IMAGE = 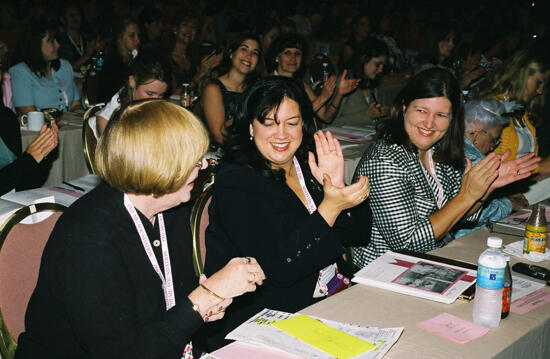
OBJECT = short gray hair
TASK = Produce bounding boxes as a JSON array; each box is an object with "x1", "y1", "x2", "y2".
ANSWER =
[{"x1": 463, "y1": 98, "x2": 521, "y2": 132}]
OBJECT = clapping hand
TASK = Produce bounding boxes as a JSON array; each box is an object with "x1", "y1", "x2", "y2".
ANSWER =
[
  {"x1": 320, "y1": 74, "x2": 337, "y2": 100},
  {"x1": 336, "y1": 69, "x2": 360, "y2": 96},
  {"x1": 308, "y1": 131, "x2": 345, "y2": 188},
  {"x1": 26, "y1": 122, "x2": 59, "y2": 163},
  {"x1": 491, "y1": 151, "x2": 540, "y2": 189},
  {"x1": 460, "y1": 153, "x2": 499, "y2": 202}
]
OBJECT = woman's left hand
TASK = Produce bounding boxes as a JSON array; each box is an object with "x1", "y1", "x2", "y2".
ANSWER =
[
  {"x1": 491, "y1": 151, "x2": 541, "y2": 189},
  {"x1": 308, "y1": 130, "x2": 345, "y2": 188},
  {"x1": 336, "y1": 69, "x2": 360, "y2": 96}
]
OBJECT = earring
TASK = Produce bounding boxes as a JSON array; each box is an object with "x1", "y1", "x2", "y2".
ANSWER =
[{"x1": 250, "y1": 135, "x2": 253, "y2": 141}]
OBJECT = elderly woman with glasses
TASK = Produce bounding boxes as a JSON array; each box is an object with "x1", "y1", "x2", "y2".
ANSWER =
[
  {"x1": 456, "y1": 98, "x2": 540, "y2": 237},
  {"x1": 16, "y1": 100, "x2": 265, "y2": 358}
]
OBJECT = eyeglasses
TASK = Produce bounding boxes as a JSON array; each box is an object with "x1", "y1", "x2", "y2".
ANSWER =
[{"x1": 481, "y1": 129, "x2": 501, "y2": 149}]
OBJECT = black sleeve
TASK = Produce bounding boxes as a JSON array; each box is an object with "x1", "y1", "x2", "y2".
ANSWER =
[
  {"x1": 0, "y1": 153, "x2": 40, "y2": 195},
  {"x1": 54, "y1": 232, "x2": 204, "y2": 359},
  {"x1": 205, "y1": 166, "x2": 344, "y2": 288},
  {"x1": 333, "y1": 199, "x2": 372, "y2": 248}
]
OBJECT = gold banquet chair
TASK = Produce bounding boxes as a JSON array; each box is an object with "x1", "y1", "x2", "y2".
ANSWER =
[
  {"x1": 0, "y1": 203, "x2": 66, "y2": 359},
  {"x1": 82, "y1": 104, "x2": 104, "y2": 174},
  {"x1": 190, "y1": 186, "x2": 213, "y2": 277}
]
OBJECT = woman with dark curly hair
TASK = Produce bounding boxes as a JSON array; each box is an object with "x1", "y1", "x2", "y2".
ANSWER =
[
  {"x1": 201, "y1": 76, "x2": 372, "y2": 350},
  {"x1": 9, "y1": 20, "x2": 82, "y2": 114}
]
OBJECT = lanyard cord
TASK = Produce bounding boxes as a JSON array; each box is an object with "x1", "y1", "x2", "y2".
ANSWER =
[{"x1": 292, "y1": 156, "x2": 317, "y2": 214}]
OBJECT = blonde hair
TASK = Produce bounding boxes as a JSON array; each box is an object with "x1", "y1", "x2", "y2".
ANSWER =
[
  {"x1": 96, "y1": 100, "x2": 209, "y2": 196},
  {"x1": 476, "y1": 49, "x2": 548, "y2": 104}
]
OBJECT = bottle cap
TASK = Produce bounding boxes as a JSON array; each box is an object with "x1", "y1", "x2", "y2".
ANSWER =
[
  {"x1": 487, "y1": 236, "x2": 503, "y2": 248},
  {"x1": 504, "y1": 254, "x2": 510, "y2": 261}
]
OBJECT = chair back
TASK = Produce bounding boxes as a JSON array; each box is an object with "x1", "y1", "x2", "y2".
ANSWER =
[
  {"x1": 190, "y1": 187, "x2": 213, "y2": 276},
  {"x1": 81, "y1": 75, "x2": 99, "y2": 109},
  {"x1": 0, "y1": 203, "x2": 66, "y2": 359},
  {"x1": 82, "y1": 104, "x2": 104, "y2": 174}
]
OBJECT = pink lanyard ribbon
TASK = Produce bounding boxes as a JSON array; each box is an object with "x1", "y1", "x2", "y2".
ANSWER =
[
  {"x1": 123, "y1": 194, "x2": 175, "y2": 310},
  {"x1": 292, "y1": 157, "x2": 317, "y2": 214},
  {"x1": 423, "y1": 149, "x2": 444, "y2": 209}
]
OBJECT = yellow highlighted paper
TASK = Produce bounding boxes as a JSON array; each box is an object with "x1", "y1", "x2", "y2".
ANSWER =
[{"x1": 271, "y1": 315, "x2": 375, "y2": 359}]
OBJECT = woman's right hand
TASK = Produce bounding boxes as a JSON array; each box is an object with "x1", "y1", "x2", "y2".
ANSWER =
[
  {"x1": 25, "y1": 122, "x2": 59, "y2": 163},
  {"x1": 459, "y1": 153, "x2": 499, "y2": 203},
  {"x1": 203, "y1": 257, "x2": 265, "y2": 299}
]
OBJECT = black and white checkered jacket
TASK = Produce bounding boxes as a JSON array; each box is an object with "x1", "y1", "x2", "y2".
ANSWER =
[{"x1": 352, "y1": 141, "x2": 480, "y2": 268}]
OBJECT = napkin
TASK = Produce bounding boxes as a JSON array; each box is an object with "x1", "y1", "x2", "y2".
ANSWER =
[{"x1": 503, "y1": 240, "x2": 550, "y2": 262}]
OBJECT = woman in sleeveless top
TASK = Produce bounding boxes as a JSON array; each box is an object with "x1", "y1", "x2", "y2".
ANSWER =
[{"x1": 201, "y1": 34, "x2": 262, "y2": 145}]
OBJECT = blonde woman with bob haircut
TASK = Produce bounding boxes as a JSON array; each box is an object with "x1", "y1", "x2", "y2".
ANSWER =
[{"x1": 16, "y1": 99, "x2": 266, "y2": 359}]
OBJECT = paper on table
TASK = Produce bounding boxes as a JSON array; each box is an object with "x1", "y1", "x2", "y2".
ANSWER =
[
  {"x1": 272, "y1": 315, "x2": 375, "y2": 359},
  {"x1": 510, "y1": 288, "x2": 550, "y2": 315},
  {"x1": 503, "y1": 240, "x2": 550, "y2": 262},
  {"x1": 204, "y1": 341, "x2": 301, "y2": 359},
  {"x1": 511, "y1": 276, "x2": 546, "y2": 302},
  {"x1": 416, "y1": 313, "x2": 489, "y2": 344}
]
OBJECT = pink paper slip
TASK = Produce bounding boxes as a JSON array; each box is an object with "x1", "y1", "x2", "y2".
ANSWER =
[
  {"x1": 511, "y1": 288, "x2": 550, "y2": 315},
  {"x1": 208, "y1": 342, "x2": 302, "y2": 359},
  {"x1": 417, "y1": 313, "x2": 489, "y2": 344}
]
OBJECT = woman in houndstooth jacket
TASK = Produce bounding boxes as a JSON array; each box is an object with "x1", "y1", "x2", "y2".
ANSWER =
[{"x1": 352, "y1": 68, "x2": 536, "y2": 267}]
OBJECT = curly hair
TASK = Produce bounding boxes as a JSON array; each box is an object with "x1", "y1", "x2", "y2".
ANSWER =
[{"x1": 223, "y1": 76, "x2": 315, "y2": 181}]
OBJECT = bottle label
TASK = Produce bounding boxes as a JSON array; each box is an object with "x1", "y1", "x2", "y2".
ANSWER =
[
  {"x1": 502, "y1": 286, "x2": 511, "y2": 313},
  {"x1": 524, "y1": 230, "x2": 547, "y2": 254},
  {"x1": 477, "y1": 264, "x2": 504, "y2": 289}
]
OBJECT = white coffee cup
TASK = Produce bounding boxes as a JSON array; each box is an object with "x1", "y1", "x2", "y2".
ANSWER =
[{"x1": 21, "y1": 111, "x2": 45, "y2": 131}]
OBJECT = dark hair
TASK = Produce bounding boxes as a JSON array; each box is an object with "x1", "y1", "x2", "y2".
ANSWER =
[
  {"x1": 13, "y1": 20, "x2": 60, "y2": 77},
  {"x1": 266, "y1": 32, "x2": 308, "y2": 77},
  {"x1": 223, "y1": 76, "x2": 315, "y2": 181},
  {"x1": 256, "y1": 18, "x2": 280, "y2": 38},
  {"x1": 353, "y1": 37, "x2": 389, "y2": 89},
  {"x1": 418, "y1": 24, "x2": 456, "y2": 67},
  {"x1": 377, "y1": 67, "x2": 465, "y2": 170},
  {"x1": 118, "y1": 49, "x2": 172, "y2": 108},
  {"x1": 217, "y1": 33, "x2": 263, "y2": 86}
]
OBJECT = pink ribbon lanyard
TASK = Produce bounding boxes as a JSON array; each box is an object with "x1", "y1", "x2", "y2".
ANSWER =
[
  {"x1": 423, "y1": 149, "x2": 444, "y2": 209},
  {"x1": 123, "y1": 194, "x2": 175, "y2": 310},
  {"x1": 292, "y1": 156, "x2": 317, "y2": 214}
]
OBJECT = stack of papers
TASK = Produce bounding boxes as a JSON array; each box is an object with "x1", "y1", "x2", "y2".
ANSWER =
[{"x1": 204, "y1": 308, "x2": 403, "y2": 359}]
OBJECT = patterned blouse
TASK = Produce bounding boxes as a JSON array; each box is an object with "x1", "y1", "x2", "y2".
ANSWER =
[{"x1": 352, "y1": 141, "x2": 480, "y2": 268}]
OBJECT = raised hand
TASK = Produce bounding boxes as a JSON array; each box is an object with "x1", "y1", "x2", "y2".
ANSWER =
[
  {"x1": 308, "y1": 130, "x2": 345, "y2": 188},
  {"x1": 320, "y1": 74, "x2": 337, "y2": 100},
  {"x1": 336, "y1": 69, "x2": 360, "y2": 96},
  {"x1": 491, "y1": 151, "x2": 540, "y2": 189},
  {"x1": 460, "y1": 154, "x2": 499, "y2": 202}
]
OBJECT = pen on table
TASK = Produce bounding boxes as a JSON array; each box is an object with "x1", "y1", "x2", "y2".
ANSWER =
[{"x1": 63, "y1": 181, "x2": 85, "y2": 192}]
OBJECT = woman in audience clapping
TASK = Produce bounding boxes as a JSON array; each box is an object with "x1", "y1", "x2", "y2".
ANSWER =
[
  {"x1": 201, "y1": 76, "x2": 372, "y2": 350},
  {"x1": 353, "y1": 68, "x2": 534, "y2": 266},
  {"x1": 90, "y1": 49, "x2": 171, "y2": 138},
  {"x1": 9, "y1": 20, "x2": 82, "y2": 114},
  {"x1": 456, "y1": 98, "x2": 540, "y2": 237},
  {"x1": 17, "y1": 100, "x2": 266, "y2": 358},
  {"x1": 331, "y1": 36, "x2": 389, "y2": 127},
  {"x1": 267, "y1": 33, "x2": 360, "y2": 126}
]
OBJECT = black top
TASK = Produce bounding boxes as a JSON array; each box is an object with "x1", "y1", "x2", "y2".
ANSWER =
[
  {"x1": 16, "y1": 182, "x2": 204, "y2": 359},
  {"x1": 0, "y1": 106, "x2": 48, "y2": 194},
  {"x1": 96, "y1": 54, "x2": 129, "y2": 103},
  {"x1": 210, "y1": 78, "x2": 242, "y2": 124},
  {"x1": 199, "y1": 162, "x2": 372, "y2": 351}
]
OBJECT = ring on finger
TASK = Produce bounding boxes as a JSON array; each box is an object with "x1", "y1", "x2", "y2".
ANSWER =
[
  {"x1": 517, "y1": 169, "x2": 520, "y2": 175},
  {"x1": 246, "y1": 257, "x2": 251, "y2": 264}
]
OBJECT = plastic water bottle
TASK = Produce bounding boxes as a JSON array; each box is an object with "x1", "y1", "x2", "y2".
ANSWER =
[{"x1": 473, "y1": 236, "x2": 506, "y2": 328}]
